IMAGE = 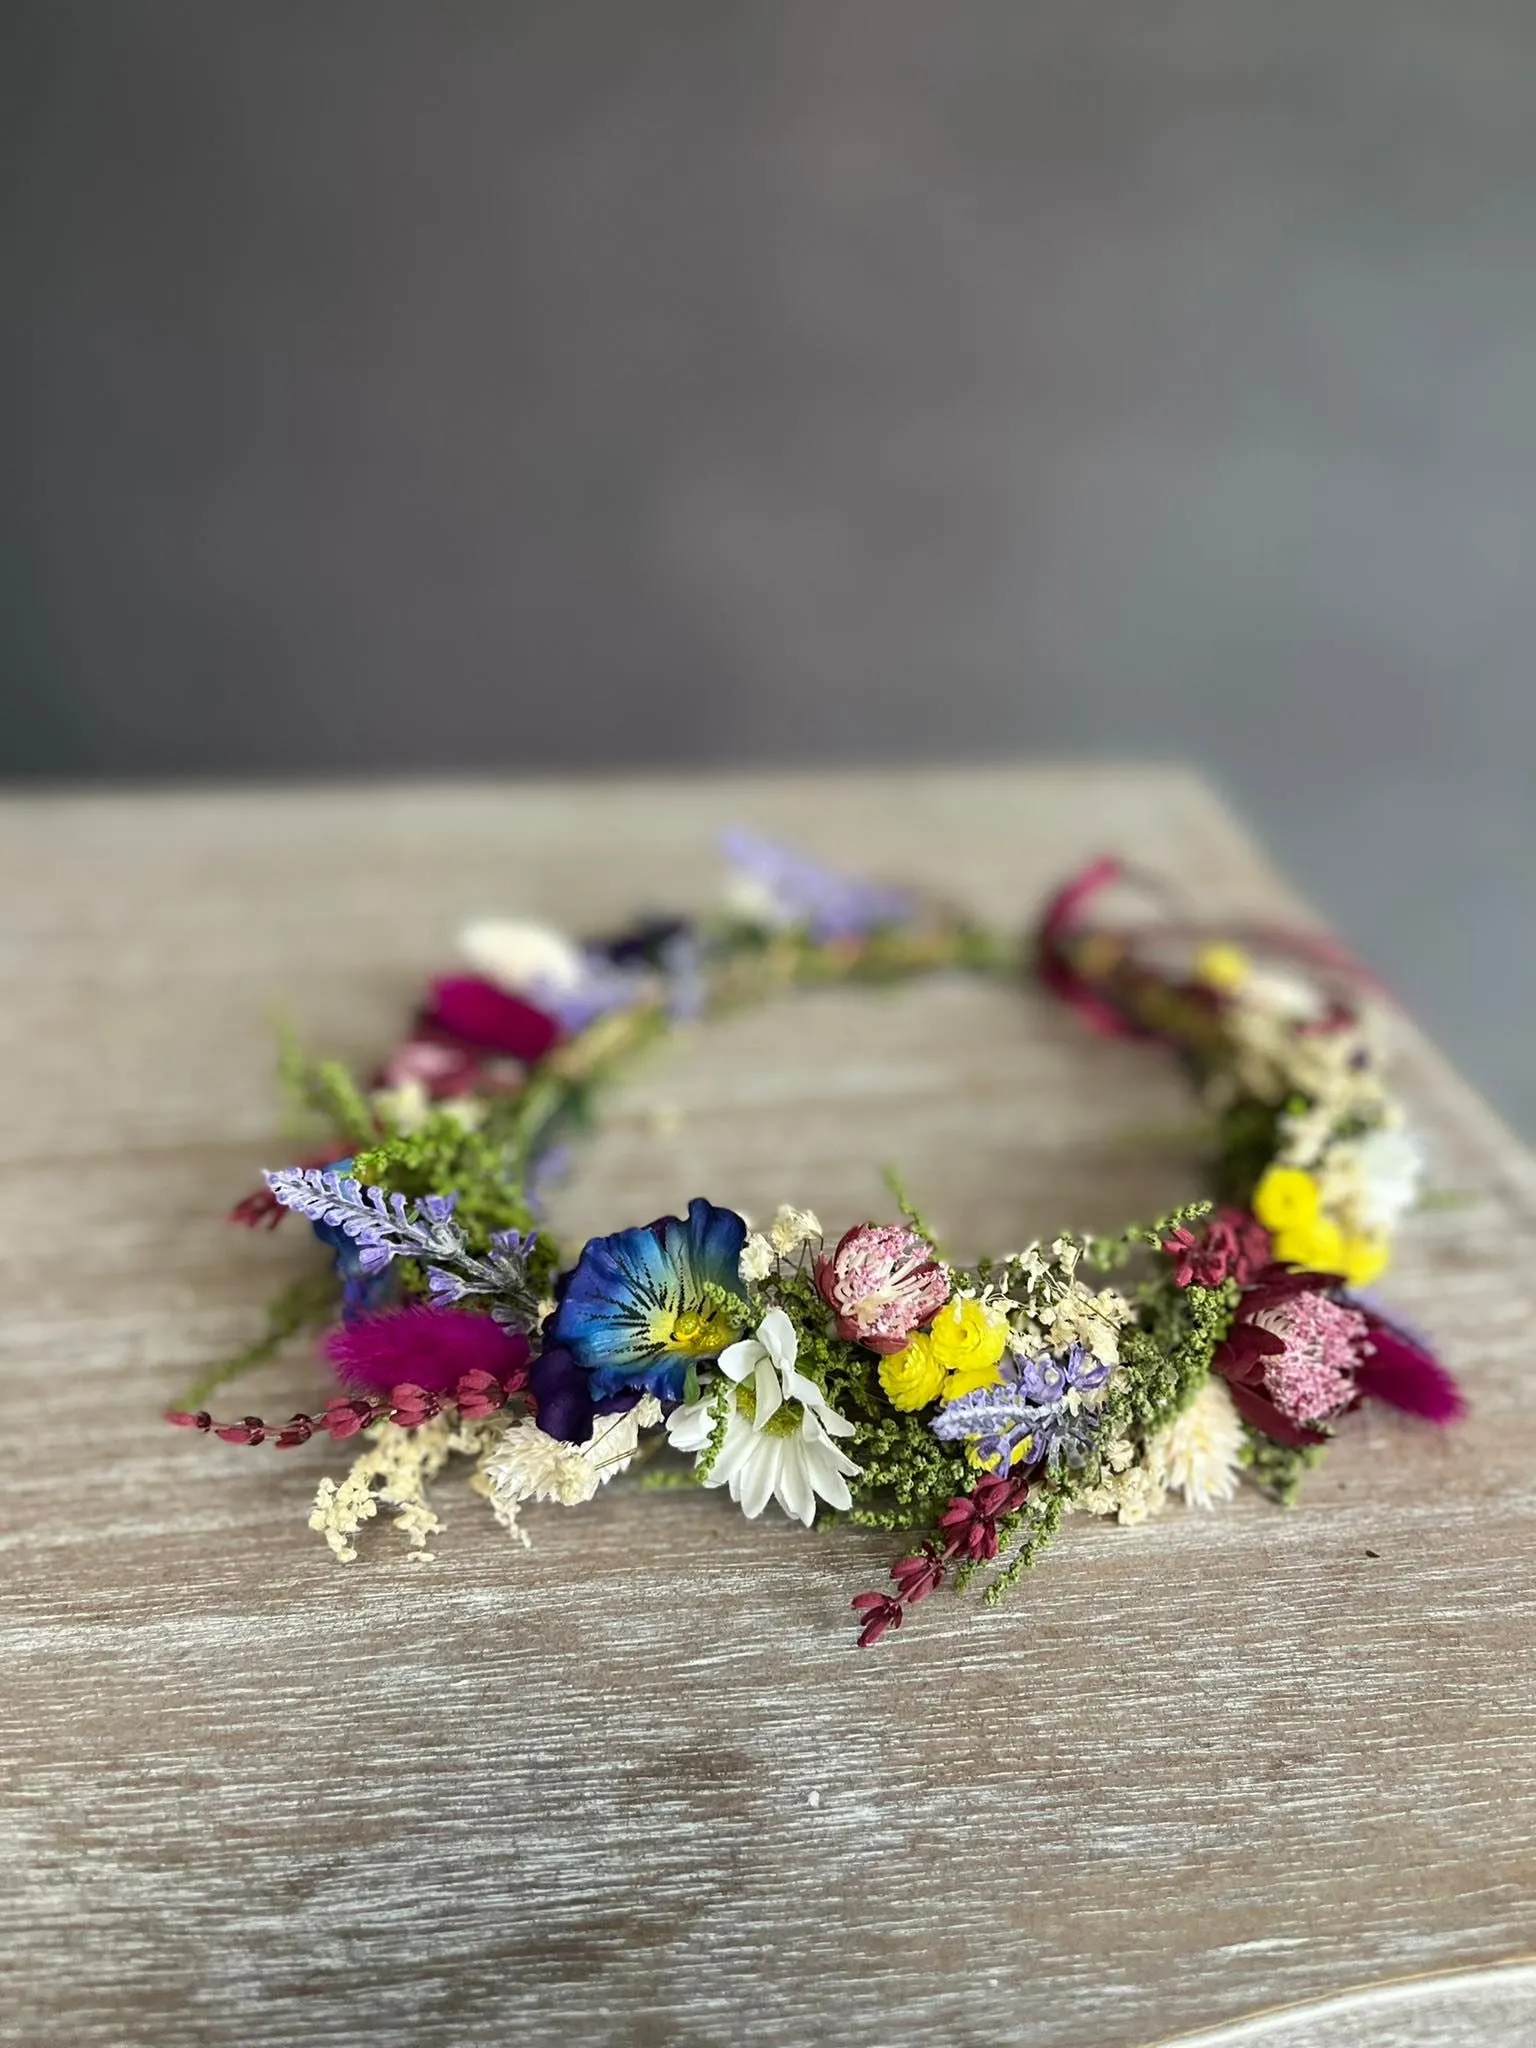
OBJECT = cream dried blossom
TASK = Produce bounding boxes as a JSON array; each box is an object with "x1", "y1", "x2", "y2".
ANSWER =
[
  {"x1": 1274, "y1": 1098, "x2": 1339, "y2": 1171},
  {"x1": 1145, "y1": 1378, "x2": 1245, "y2": 1510},
  {"x1": 310, "y1": 1414, "x2": 503, "y2": 1562},
  {"x1": 739, "y1": 1233, "x2": 776, "y2": 1284},
  {"x1": 1221, "y1": 996, "x2": 1390, "y2": 1123},
  {"x1": 769, "y1": 1204, "x2": 822, "y2": 1256},
  {"x1": 479, "y1": 1397, "x2": 662, "y2": 1546},
  {"x1": 1045, "y1": 1281, "x2": 1132, "y2": 1370},
  {"x1": 1077, "y1": 1440, "x2": 1168, "y2": 1526}
]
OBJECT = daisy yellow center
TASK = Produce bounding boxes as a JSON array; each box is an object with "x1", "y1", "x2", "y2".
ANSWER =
[{"x1": 735, "y1": 1380, "x2": 804, "y2": 1437}]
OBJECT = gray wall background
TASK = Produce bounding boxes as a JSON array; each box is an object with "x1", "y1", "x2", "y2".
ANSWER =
[{"x1": 4, "y1": 2, "x2": 1535, "y2": 1127}]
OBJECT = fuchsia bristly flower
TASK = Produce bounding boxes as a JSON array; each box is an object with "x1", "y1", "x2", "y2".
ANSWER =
[
  {"x1": 422, "y1": 976, "x2": 564, "y2": 1063},
  {"x1": 814, "y1": 1223, "x2": 951, "y2": 1354},
  {"x1": 325, "y1": 1304, "x2": 532, "y2": 1396}
]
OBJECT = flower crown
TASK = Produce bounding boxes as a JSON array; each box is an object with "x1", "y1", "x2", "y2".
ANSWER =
[{"x1": 172, "y1": 836, "x2": 1465, "y2": 1646}]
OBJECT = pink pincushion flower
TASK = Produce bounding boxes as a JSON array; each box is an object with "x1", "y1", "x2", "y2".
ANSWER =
[
  {"x1": 325, "y1": 1305, "x2": 532, "y2": 1396},
  {"x1": 1250, "y1": 1291, "x2": 1367, "y2": 1426},
  {"x1": 815, "y1": 1223, "x2": 950, "y2": 1354},
  {"x1": 1214, "y1": 1264, "x2": 1365, "y2": 1445},
  {"x1": 1216, "y1": 1263, "x2": 1466, "y2": 1447}
]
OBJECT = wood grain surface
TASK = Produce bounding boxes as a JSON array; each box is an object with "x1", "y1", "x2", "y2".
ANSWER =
[{"x1": 2, "y1": 767, "x2": 1532, "y2": 2048}]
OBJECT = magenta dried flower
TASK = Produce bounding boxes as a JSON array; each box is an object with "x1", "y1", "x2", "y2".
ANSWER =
[
  {"x1": 324, "y1": 1304, "x2": 532, "y2": 1396},
  {"x1": 814, "y1": 1223, "x2": 950, "y2": 1354}
]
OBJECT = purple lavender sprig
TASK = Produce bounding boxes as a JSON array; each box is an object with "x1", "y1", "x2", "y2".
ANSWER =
[
  {"x1": 264, "y1": 1169, "x2": 465, "y2": 1273},
  {"x1": 425, "y1": 1226, "x2": 542, "y2": 1329},
  {"x1": 264, "y1": 1169, "x2": 541, "y2": 1329},
  {"x1": 930, "y1": 1345, "x2": 1109, "y2": 1475},
  {"x1": 720, "y1": 828, "x2": 913, "y2": 942}
]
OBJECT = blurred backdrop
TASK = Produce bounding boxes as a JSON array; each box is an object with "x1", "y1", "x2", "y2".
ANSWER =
[{"x1": 4, "y1": 2, "x2": 1534, "y2": 1126}]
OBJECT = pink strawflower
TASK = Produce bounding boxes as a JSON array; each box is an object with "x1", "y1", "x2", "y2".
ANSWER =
[
  {"x1": 325, "y1": 1305, "x2": 532, "y2": 1396},
  {"x1": 815, "y1": 1223, "x2": 950, "y2": 1354}
]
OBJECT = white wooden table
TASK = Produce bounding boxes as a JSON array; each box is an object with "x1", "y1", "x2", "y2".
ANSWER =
[{"x1": 3, "y1": 768, "x2": 1533, "y2": 2047}]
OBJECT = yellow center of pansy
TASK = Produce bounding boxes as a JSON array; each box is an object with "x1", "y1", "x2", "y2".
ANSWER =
[{"x1": 655, "y1": 1306, "x2": 740, "y2": 1356}]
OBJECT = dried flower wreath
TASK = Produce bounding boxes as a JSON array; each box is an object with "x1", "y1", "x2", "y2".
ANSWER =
[{"x1": 172, "y1": 836, "x2": 1464, "y2": 1646}]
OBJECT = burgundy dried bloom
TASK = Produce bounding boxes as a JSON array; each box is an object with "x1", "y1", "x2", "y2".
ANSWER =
[
  {"x1": 936, "y1": 1472, "x2": 1030, "y2": 1561},
  {"x1": 1164, "y1": 1208, "x2": 1272, "y2": 1290},
  {"x1": 851, "y1": 1591, "x2": 905, "y2": 1649},
  {"x1": 1354, "y1": 1307, "x2": 1465, "y2": 1426},
  {"x1": 890, "y1": 1551, "x2": 946, "y2": 1604},
  {"x1": 815, "y1": 1223, "x2": 950, "y2": 1355}
]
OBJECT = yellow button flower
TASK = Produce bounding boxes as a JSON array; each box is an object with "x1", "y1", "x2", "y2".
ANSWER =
[
  {"x1": 1338, "y1": 1234, "x2": 1390, "y2": 1287},
  {"x1": 1273, "y1": 1216, "x2": 1345, "y2": 1275},
  {"x1": 929, "y1": 1296, "x2": 1010, "y2": 1398},
  {"x1": 878, "y1": 1332, "x2": 946, "y2": 1411},
  {"x1": 1253, "y1": 1166, "x2": 1322, "y2": 1234}
]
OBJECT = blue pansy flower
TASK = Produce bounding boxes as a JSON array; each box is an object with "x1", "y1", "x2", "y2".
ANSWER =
[{"x1": 546, "y1": 1197, "x2": 748, "y2": 1406}]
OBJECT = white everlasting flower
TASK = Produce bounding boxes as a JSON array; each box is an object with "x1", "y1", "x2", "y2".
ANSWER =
[
  {"x1": 481, "y1": 1397, "x2": 661, "y2": 1543},
  {"x1": 459, "y1": 918, "x2": 587, "y2": 996},
  {"x1": 738, "y1": 1233, "x2": 776, "y2": 1284},
  {"x1": 666, "y1": 1307, "x2": 861, "y2": 1526},
  {"x1": 1145, "y1": 1378, "x2": 1245, "y2": 1511},
  {"x1": 1320, "y1": 1124, "x2": 1425, "y2": 1238},
  {"x1": 769, "y1": 1204, "x2": 822, "y2": 1256}
]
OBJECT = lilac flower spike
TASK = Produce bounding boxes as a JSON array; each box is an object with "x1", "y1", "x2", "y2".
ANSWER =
[
  {"x1": 264, "y1": 1168, "x2": 464, "y2": 1274},
  {"x1": 264, "y1": 1167, "x2": 542, "y2": 1329},
  {"x1": 930, "y1": 1344, "x2": 1108, "y2": 1475},
  {"x1": 720, "y1": 828, "x2": 913, "y2": 942}
]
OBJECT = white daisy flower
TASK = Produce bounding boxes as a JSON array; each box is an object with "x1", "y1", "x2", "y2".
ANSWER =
[
  {"x1": 665, "y1": 1307, "x2": 861, "y2": 1526},
  {"x1": 459, "y1": 918, "x2": 587, "y2": 996}
]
